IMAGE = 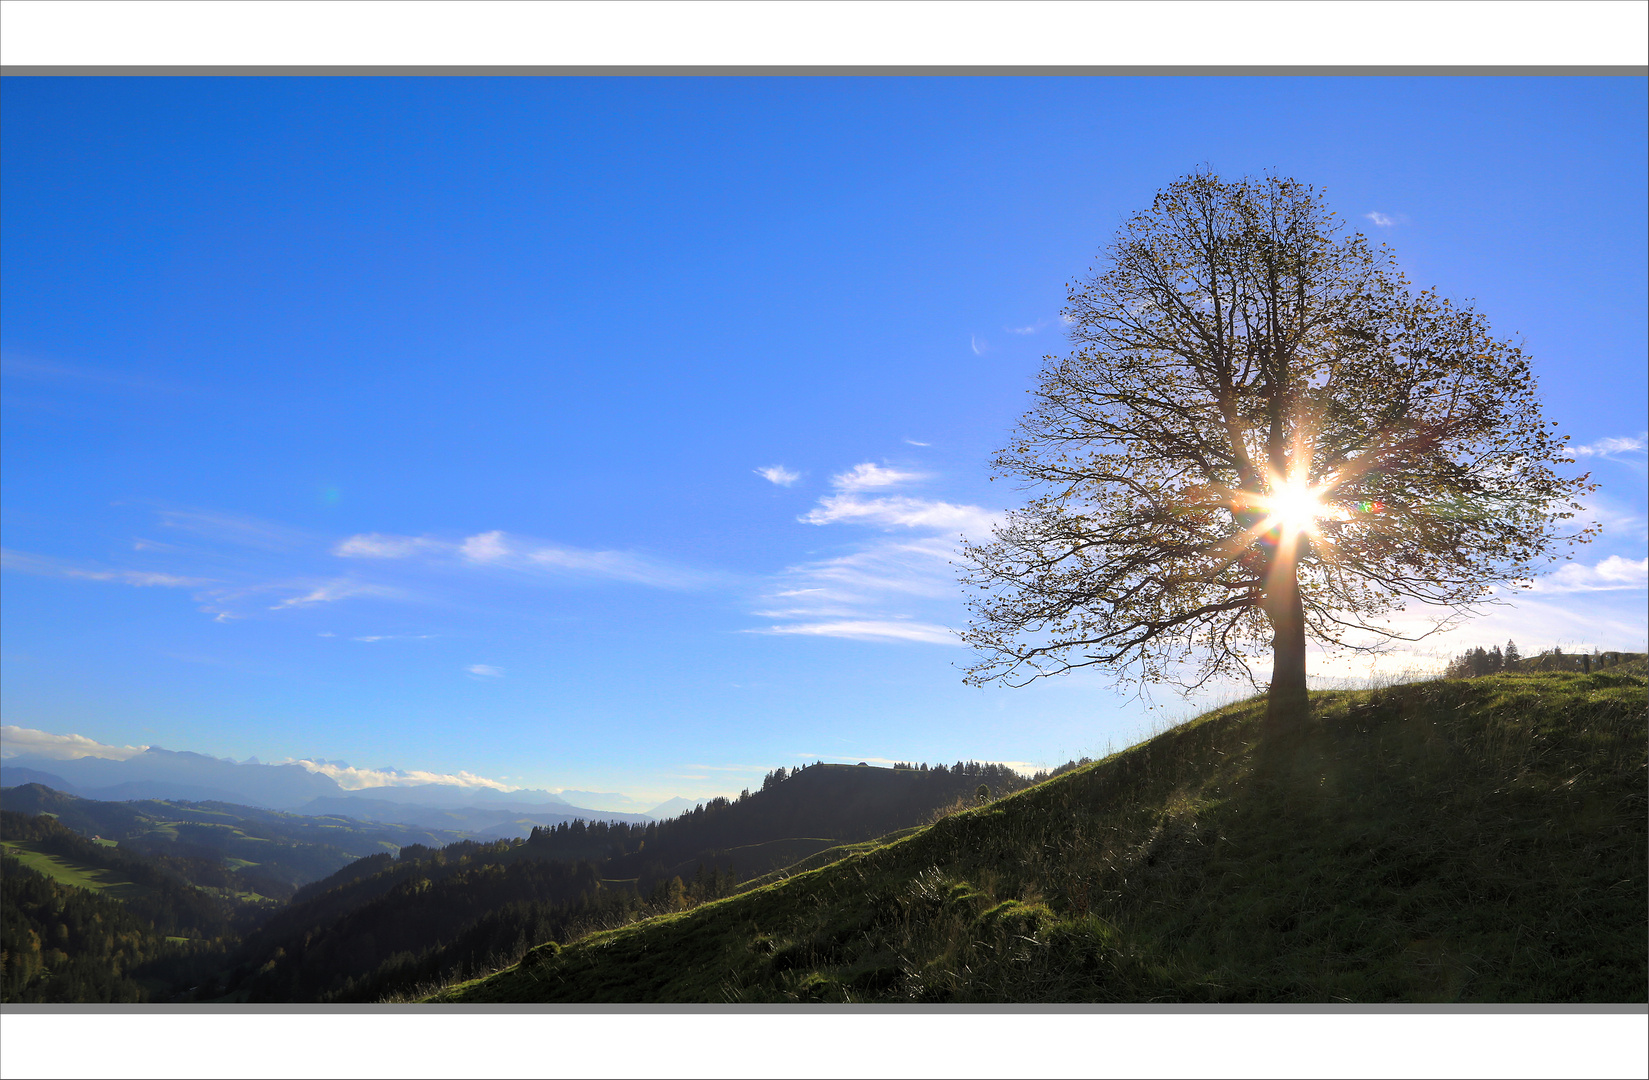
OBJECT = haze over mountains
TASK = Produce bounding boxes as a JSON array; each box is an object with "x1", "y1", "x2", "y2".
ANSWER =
[{"x1": 0, "y1": 735, "x2": 678, "y2": 829}]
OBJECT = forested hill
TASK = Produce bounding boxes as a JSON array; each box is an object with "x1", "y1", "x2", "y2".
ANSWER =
[
  {"x1": 165, "y1": 757, "x2": 1056, "y2": 1002},
  {"x1": 531, "y1": 760, "x2": 1041, "y2": 880}
]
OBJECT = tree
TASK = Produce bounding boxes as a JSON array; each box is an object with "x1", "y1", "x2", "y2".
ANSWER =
[{"x1": 961, "y1": 172, "x2": 1593, "y2": 727}]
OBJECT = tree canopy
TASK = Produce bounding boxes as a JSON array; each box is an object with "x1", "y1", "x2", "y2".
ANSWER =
[{"x1": 960, "y1": 172, "x2": 1593, "y2": 723}]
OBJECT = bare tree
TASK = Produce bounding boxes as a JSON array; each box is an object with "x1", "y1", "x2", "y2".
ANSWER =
[{"x1": 960, "y1": 172, "x2": 1593, "y2": 726}]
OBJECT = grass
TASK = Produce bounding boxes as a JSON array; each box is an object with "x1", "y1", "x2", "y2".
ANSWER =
[
  {"x1": 0, "y1": 840, "x2": 154, "y2": 902},
  {"x1": 433, "y1": 671, "x2": 1646, "y2": 1004}
]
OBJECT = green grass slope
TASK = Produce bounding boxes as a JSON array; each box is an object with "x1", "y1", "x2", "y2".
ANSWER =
[
  {"x1": 0, "y1": 840, "x2": 152, "y2": 901},
  {"x1": 438, "y1": 672, "x2": 1647, "y2": 1003}
]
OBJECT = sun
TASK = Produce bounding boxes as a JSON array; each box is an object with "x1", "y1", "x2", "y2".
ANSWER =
[
  {"x1": 1255, "y1": 472, "x2": 1351, "y2": 541},
  {"x1": 1266, "y1": 479, "x2": 1326, "y2": 536}
]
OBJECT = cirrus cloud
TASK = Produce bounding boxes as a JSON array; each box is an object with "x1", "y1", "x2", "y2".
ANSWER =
[
  {"x1": 1, "y1": 549, "x2": 211, "y2": 588},
  {"x1": 745, "y1": 619, "x2": 957, "y2": 644},
  {"x1": 1531, "y1": 555, "x2": 1648, "y2": 594}
]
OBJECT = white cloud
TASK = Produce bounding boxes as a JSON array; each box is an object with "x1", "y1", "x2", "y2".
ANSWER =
[
  {"x1": 340, "y1": 528, "x2": 714, "y2": 590},
  {"x1": 268, "y1": 580, "x2": 398, "y2": 610},
  {"x1": 747, "y1": 620, "x2": 958, "y2": 644},
  {"x1": 1365, "y1": 211, "x2": 1396, "y2": 227},
  {"x1": 903, "y1": 439, "x2": 931, "y2": 447},
  {"x1": 292, "y1": 759, "x2": 517, "y2": 792},
  {"x1": 1569, "y1": 433, "x2": 1648, "y2": 471},
  {"x1": 1577, "y1": 491, "x2": 1647, "y2": 542},
  {"x1": 1, "y1": 725, "x2": 149, "y2": 761},
  {"x1": 761, "y1": 457, "x2": 1000, "y2": 645},
  {"x1": 0, "y1": 355, "x2": 187, "y2": 394},
  {"x1": 802, "y1": 493, "x2": 994, "y2": 536},
  {"x1": 334, "y1": 533, "x2": 444, "y2": 558},
  {"x1": 1531, "y1": 555, "x2": 1648, "y2": 593},
  {"x1": 0, "y1": 549, "x2": 210, "y2": 588},
  {"x1": 523, "y1": 545, "x2": 711, "y2": 589},
  {"x1": 157, "y1": 508, "x2": 307, "y2": 551},
  {"x1": 460, "y1": 530, "x2": 511, "y2": 562},
  {"x1": 78, "y1": 569, "x2": 206, "y2": 587},
  {"x1": 790, "y1": 537, "x2": 964, "y2": 601},
  {"x1": 1570, "y1": 434, "x2": 1646, "y2": 456},
  {"x1": 467, "y1": 663, "x2": 504, "y2": 678},
  {"x1": 755, "y1": 465, "x2": 801, "y2": 486},
  {"x1": 130, "y1": 538, "x2": 189, "y2": 553},
  {"x1": 1005, "y1": 320, "x2": 1047, "y2": 335},
  {"x1": 829, "y1": 462, "x2": 925, "y2": 491}
]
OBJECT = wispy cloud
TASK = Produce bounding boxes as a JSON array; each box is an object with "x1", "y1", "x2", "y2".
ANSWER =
[
  {"x1": 0, "y1": 549, "x2": 211, "y2": 588},
  {"x1": 756, "y1": 454, "x2": 995, "y2": 645},
  {"x1": 1570, "y1": 434, "x2": 1646, "y2": 456},
  {"x1": 1004, "y1": 320, "x2": 1048, "y2": 335},
  {"x1": 268, "y1": 580, "x2": 400, "y2": 610},
  {"x1": 829, "y1": 462, "x2": 925, "y2": 491},
  {"x1": 521, "y1": 543, "x2": 712, "y2": 589},
  {"x1": 746, "y1": 620, "x2": 957, "y2": 644},
  {"x1": 158, "y1": 508, "x2": 308, "y2": 551},
  {"x1": 339, "y1": 529, "x2": 715, "y2": 589},
  {"x1": 1531, "y1": 555, "x2": 1648, "y2": 594},
  {"x1": 334, "y1": 533, "x2": 443, "y2": 558},
  {"x1": 1, "y1": 724, "x2": 149, "y2": 761},
  {"x1": 1365, "y1": 211, "x2": 1397, "y2": 227},
  {"x1": 755, "y1": 465, "x2": 801, "y2": 486},
  {"x1": 802, "y1": 494, "x2": 994, "y2": 535},
  {"x1": 1578, "y1": 491, "x2": 1646, "y2": 542},
  {"x1": 1569, "y1": 433, "x2": 1647, "y2": 470},
  {"x1": 782, "y1": 538, "x2": 961, "y2": 602},
  {"x1": 467, "y1": 663, "x2": 504, "y2": 678},
  {"x1": 797, "y1": 462, "x2": 993, "y2": 536},
  {"x1": 903, "y1": 438, "x2": 931, "y2": 447},
  {"x1": 0, "y1": 354, "x2": 191, "y2": 395}
]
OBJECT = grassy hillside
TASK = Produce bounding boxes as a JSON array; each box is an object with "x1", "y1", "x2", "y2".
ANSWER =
[
  {"x1": 438, "y1": 671, "x2": 1647, "y2": 1003},
  {"x1": 209, "y1": 761, "x2": 1040, "y2": 1002}
]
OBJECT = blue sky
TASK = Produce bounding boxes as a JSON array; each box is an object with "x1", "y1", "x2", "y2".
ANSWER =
[{"x1": 3, "y1": 76, "x2": 1645, "y2": 804}]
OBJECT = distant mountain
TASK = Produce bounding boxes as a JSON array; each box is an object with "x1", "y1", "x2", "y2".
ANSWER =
[
  {"x1": 0, "y1": 766, "x2": 81, "y2": 794},
  {"x1": 553, "y1": 790, "x2": 652, "y2": 814},
  {"x1": 5, "y1": 748, "x2": 342, "y2": 810},
  {"x1": 2, "y1": 748, "x2": 643, "y2": 822},
  {"x1": 644, "y1": 796, "x2": 699, "y2": 819},
  {"x1": 338, "y1": 783, "x2": 571, "y2": 811},
  {"x1": 296, "y1": 795, "x2": 652, "y2": 835}
]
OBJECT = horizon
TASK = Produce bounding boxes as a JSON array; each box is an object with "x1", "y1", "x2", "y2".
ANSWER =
[{"x1": 3, "y1": 75, "x2": 1645, "y2": 807}]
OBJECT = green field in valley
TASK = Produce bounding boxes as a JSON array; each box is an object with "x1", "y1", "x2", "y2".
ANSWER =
[{"x1": 0, "y1": 839, "x2": 152, "y2": 902}]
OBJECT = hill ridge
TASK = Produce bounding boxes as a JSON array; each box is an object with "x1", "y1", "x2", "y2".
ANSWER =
[{"x1": 438, "y1": 671, "x2": 1648, "y2": 1004}]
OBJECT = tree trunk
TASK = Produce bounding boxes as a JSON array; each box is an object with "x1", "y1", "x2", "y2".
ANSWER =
[{"x1": 1265, "y1": 547, "x2": 1309, "y2": 730}]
